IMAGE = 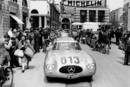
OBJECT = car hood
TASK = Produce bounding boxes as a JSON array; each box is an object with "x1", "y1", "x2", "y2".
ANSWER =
[{"x1": 49, "y1": 50, "x2": 95, "y2": 66}]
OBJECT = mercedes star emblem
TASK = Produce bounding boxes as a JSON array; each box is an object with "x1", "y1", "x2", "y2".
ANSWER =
[{"x1": 67, "y1": 66, "x2": 75, "y2": 73}]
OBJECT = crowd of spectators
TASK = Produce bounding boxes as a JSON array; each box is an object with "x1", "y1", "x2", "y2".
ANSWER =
[
  {"x1": 71, "y1": 26, "x2": 127, "y2": 54},
  {"x1": 1, "y1": 25, "x2": 130, "y2": 71},
  {"x1": 0, "y1": 27, "x2": 60, "y2": 72},
  {"x1": 71, "y1": 26, "x2": 130, "y2": 65}
]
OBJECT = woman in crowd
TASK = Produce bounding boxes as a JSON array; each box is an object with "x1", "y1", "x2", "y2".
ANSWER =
[{"x1": 18, "y1": 34, "x2": 35, "y2": 72}]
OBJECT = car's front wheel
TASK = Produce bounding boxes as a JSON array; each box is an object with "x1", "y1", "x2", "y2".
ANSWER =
[
  {"x1": 86, "y1": 76, "x2": 93, "y2": 82},
  {"x1": 46, "y1": 76, "x2": 51, "y2": 81},
  {"x1": 46, "y1": 76, "x2": 56, "y2": 82}
]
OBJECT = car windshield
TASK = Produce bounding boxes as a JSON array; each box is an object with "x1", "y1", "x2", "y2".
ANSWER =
[{"x1": 53, "y1": 42, "x2": 81, "y2": 50}]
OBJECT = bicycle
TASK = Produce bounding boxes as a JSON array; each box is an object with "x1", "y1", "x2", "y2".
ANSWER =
[{"x1": 0, "y1": 65, "x2": 13, "y2": 87}]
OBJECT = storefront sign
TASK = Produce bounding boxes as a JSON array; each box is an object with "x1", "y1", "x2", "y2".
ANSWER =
[{"x1": 63, "y1": 0, "x2": 106, "y2": 7}]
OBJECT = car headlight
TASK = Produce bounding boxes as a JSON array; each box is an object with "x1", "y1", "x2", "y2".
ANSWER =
[
  {"x1": 87, "y1": 63, "x2": 95, "y2": 71},
  {"x1": 46, "y1": 64, "x2": 55, "y2": 72}
]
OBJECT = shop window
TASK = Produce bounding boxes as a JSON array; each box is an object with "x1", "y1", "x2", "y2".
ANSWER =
[
  {"x1": 89, "y1": 10, "x2": 96, "y2": 22},
  {"x1": 80, "y1": 10, "x2": 87, "y2": 23},
  {"x1": 98, "y1": 10, "x2": 105, "y2": 22}
]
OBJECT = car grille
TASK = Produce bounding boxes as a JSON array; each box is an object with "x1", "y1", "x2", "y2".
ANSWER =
[{"x1": 59, "y1": 65, "x2": 82, "y2": 74}]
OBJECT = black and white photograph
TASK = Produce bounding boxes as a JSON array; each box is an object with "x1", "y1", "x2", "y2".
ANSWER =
[{"x1": 0, "y1": 0, "x2": 129, "y2": 87}]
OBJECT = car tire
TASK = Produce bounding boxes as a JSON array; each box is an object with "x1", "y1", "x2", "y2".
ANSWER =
[
  {"x1": 46, "y1": 76, "x2": 51, "y2": 81},
  {"x1": 46, "y1": 76, "x2": 55, "y2": 82},
  {"x1": 86, "y1": 76, "x2": 93, "y2": 82}
]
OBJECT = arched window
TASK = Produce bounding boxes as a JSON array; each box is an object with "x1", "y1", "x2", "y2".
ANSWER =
[
  {"x1": 62, "y1": 18, "x2": 70, "y2": 24},
  {"x1": 62, "y1": 18, "x2": 70, "y2": 29},
  {"x1": 31, "y1": 9, "x2": 39, "y2": 14}
]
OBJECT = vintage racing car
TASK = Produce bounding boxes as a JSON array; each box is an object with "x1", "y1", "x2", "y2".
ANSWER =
[{"x1": 44, "y1": 36, "x2": 96, "y2": 80}]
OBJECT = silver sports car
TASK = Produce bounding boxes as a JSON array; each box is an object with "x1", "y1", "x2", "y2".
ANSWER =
[{"x1": 44, "y1": 36, "x2": 96, "y2": 79}]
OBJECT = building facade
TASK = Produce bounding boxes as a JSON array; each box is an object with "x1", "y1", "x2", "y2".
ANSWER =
[
  {"x1": 30, "y1": 0, "x2": 50, "y2": 28},
  {"x1": 0, "y1": 0, "x2": 3, "y2": 35},
  {"x1": 60, "y1": 0, "x2": 110, "y2": 29},
  {"x1": 0, "y1": 0, "x2": 19, "y2": 36},
  {"x1": 30, "y1": 0, "x2": 60, "y2": 29},
  {"x1": 18, "y1": 0, "x2": 29, "y2": 30},
  {"x1": 110, "y1": 8, "x2": 123, "y2": 28},
  {"x1": 123, "y1": 0, "x2": 130, "y2": 31},
  {"x1": 50, "y1": 3, "x2": 60, "y2": 30},
  {"x1": 0, "y1": 0, "x2": 29, "y2": 37}
]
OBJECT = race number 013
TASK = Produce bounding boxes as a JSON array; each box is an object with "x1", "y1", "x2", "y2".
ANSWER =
[{"x1": 61, "y1": 56, "x2": 80, "y2": 64}]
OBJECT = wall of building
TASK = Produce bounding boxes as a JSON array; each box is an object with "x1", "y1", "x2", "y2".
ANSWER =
[
  {"x1": 30, "y1": 0, "x2": 50, "y2": 28},
  {"x1": 123, "y1": 2, "x2": 130, "y2": 30},
  {"x1": 72, "y1": 7, "x2": 109, "y2": 23},
  {"x1": 0, "y1": 0, "x2": 18, "y2": 36},
  {"x1": 0, "y1": 0, "x2": 29, "y2": 37},
  {"x1": 127, "y1": 4, "x2": 130, "y2": 31},
  {"x1": 50, "y1": 3, "x2": 60, "y2": 30},
  {"x1": 110, "y1": 8, "x2": 123, "y2": 28},
  {"x1": 30, "y1": 1, "x2": 50, "y2": 15},
  {"x1": 30, "y1": 0, "x2": 60, "y2": 29},
  {"x1": 60, "y1": 0, "x2": 110, "y2": 29},
  {"x1": 0, "y1": 1, "x2": 3, "y2": 36},
  {"x1": 18, "y1": 0, "x2": 29, "y2": 29}
]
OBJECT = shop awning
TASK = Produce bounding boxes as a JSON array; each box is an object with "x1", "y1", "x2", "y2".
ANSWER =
[{"x1": 10, "y1": 14, "x2": 24, "y2": 24}]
